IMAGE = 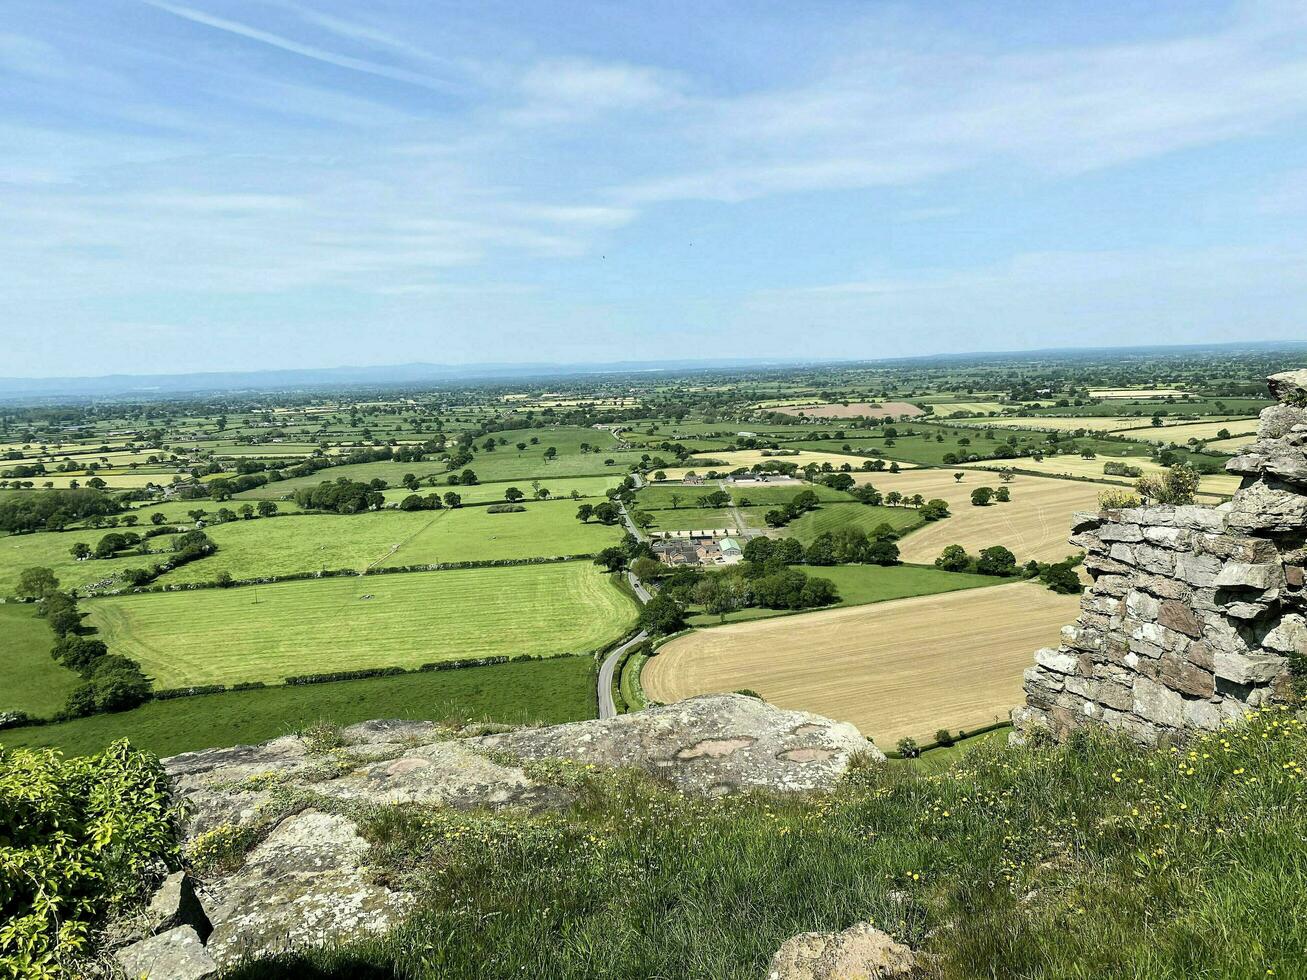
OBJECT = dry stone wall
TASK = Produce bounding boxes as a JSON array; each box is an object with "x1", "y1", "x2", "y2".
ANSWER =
[{"x1": 1015, "y1": 370, "x2": 1307, "y2": 743}]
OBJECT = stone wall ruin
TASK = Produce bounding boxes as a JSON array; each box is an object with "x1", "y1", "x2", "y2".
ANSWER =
[{"x1": 1015, "y1": 370, "x2": 1307, "y2": 743}]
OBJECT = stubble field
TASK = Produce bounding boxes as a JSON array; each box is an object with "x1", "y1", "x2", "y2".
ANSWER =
[{"x1": 644, "y1": 581, "x2": 1079, "y2": 747}]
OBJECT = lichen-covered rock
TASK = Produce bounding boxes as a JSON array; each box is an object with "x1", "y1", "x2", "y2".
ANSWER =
[
  {"x1": 765, "y1": 922, "x2": 916, "y2": 980},
  {"x1": 1267, "y1": 369, "x2": 1307, "y2": 406},
  {"x1": 115, "y1": 925, "x2": 217, "y2": 980},
  {"x1": 161, "y1": 695, "x2": 876, "y2": 968},
  {"x1": 145, "y1": 871, "x2": 211, "y2": 940},
  {"x1": 200, "y1": 810, "x2": 411, "y2": 968},
  {"x1": 470, "y1": 694, "x2": 877, "y2": 796}
]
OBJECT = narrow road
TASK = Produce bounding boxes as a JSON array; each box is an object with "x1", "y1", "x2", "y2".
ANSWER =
[{"x1": 598, "y1": 628, "x2": 649, "y2": 720}]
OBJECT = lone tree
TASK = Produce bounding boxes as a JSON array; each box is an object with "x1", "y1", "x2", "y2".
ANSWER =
[
  {"x1": 576, "y1": 503, "x2": 595, "y2": 523},
  {"x1": 935, "y1": 544, "x2": 971, "y2": 572},
  {"x1": 970, "y1": 486, "x2": 994, "y2": 507},
  {"x1": 504, "y1": 487, "x2": 525, "y2": 503},
  {"x1": 639, "y1": 591, "x2": 686, "y2": 635},
  {"x1": 16, "y1": 566, "x2": 59, "y2": 600}
]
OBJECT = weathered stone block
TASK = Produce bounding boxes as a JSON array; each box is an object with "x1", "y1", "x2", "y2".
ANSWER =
[
  {"x1": 115, "y1": 926, "x2": 217, "y2": 980},
  {"x1": 1183, "y1": 697, "x2": 1222, "y2": 730},
  {"x1": 1132, "y1": 677, "x2": 1185, "y2": 728},
  {"x1": 1157, "y1": 599, "x2": 1203, "y2": 638},
  {"x1": 1214, "y1": 651, "x2": 1288, "y2": 686},
  {"x1": 1174, "y1": 553, "x2": 1223, "y2": 587},
  {"x1": 1035, "y1": 648, "x2": 1079, "y2": 675},
  {"x1": 1263, "y1": 614, "x2": 1307, "y2": 655},
  {"x1": 1158, "y1": 653, "x2": 1214, "y2": 698},
  {"x1": 1214, "y1": 563, "x2": 1285, "y2": 591}
]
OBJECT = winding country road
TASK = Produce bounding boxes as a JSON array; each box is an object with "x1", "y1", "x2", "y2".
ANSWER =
[{"x1": 597, "y1": 568, "x2": 653, "y2": 719}]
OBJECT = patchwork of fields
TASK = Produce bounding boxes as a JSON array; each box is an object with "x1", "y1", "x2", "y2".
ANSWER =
[
  {"x1": 645, "y1": 582, "x2": 1078, "y2": 746},
  {"x1": 86, "y1": 562, "x2": 638, "y2": 688}
]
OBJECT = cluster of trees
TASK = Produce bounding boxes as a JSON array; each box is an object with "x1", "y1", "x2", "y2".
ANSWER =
[
  {"x1": 801, "y1": 524, "x2": 901, "y2": 566},
  {"x1": 969, "y1": 486, "x2": 1010, "y2": 506},
  {"x1": 18, "y1": 568, "x2": 151, "y2": 717},
  {"x1": 293, "y1": 478, "x2": 386, "y2": 513},
  {"x1": 934, "y1": 544, "x2": 1082, "y2": 594},
  {"x1": 120, "y1": 530, "x2": 217, "y2": 587},
  {"x1": 764, "y1": 489, "x2": 822, "y2": 528},
  {"x1": 398, "y1": 492, "x2": 457, "y2": 511},
  {"x1": 0, "y1": 489, "x2": 121, "y2": 533},
  {"x1": 576, "y1": 501, "x2": 622, "y2": 525}
]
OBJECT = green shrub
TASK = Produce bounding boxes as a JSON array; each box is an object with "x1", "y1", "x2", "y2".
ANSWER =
[{"x1": 0, "y1": 741, "x2": 178, "y2": 976}]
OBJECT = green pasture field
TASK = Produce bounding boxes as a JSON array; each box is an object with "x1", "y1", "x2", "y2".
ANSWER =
[
  {"x1": 125, "y1": 499, "x2": 304, "y2": 524},
  {"x1": 0, "y1": 529, "x2": 180, "y2": 597},
  {"x1": 0, "y1": 655, "x2": 597, "y2": 758},
  {"x1": 457, "y1": 448, "x2": 648, "y2": 483},
  {"x1": 374, "y1": 500, "x2": 624, "y2": 568},
  {"x1": 643, "y1": 507, "x2": 767, "y2": 532},
  {"x1": 233, "y1": 461, "x2": 449, "y2": 499},
  {"x1": 152, "y1": 504, "x2": 622, "y2": 585},
  {"x1": 683, "y1": 562, "x2": 999, "y2": 626},
  {"x1": 784, "y1": 502, "x2": 922, "y2": 545},
  {"x1": 726, "y1": 483, "x2": 849, "y2": 506},
  {"x1": 85, "y1": 562, "x2": 638, "y2": 688},
  {"x1": 0, "y1": 602, "x2": 83, "y2": 716},
  {"x1": 381, "y1": 474, "x2": 620, "y2": 506}
]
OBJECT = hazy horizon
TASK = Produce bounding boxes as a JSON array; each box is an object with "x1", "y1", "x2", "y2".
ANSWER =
[{"x1": 5, "y1": 0, "x2": 1307, "y2": 376}]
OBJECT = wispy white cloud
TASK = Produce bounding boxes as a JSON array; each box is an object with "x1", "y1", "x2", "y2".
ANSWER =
[{"x1": 141, "y1": 0, "x2": 465, "y2": 93}]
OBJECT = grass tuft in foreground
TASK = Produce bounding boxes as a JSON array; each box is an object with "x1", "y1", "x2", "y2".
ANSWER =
[{"x1": 225, "y1": 705, "x2": 1306, "y2": 979}]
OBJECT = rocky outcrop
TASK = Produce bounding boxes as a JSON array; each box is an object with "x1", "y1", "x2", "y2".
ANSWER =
[
  {"x1": 765, "y1": 922, "x2": 916, "y2": 980},
  {"x1": 117, "y1": 695, "x2": 876, "y2": 972},
  {"x1": 1016, "y1": 370, "x2": 1307, "y2": 744}
]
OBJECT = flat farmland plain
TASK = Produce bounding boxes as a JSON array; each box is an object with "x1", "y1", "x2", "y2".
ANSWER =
[
  {"x1": 86, "y1": 562, "x2": 638, "y2": 688},
  {"x1": 785, "y1": 502, "x2": 922, "y2": 544},
  {"x1": 856, "y1": 469, "x2": 1102, "y2": 564},
  {"x1": 155, "y1": 503, "x2": 623, "y2": 584},
  {"x1": 644, "y1": 581, "x2": 1078, "y2": 747},
  {"x1": 773, "y1": 401, "x2": 923, "y2": 419}
]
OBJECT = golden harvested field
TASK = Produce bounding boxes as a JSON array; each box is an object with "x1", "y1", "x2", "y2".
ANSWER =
[
  {"x1": 1208, "y1": 434, "x2": 1260, "y2": 454},
  {"x1": 774, "y1": 401, "x2": 923, "y2": 419},
  {"x1": 857, "y1": 469, "x2": 1102, "y2": 564},
  {"x1": 928, "y1": 401, "x2": 1010, "y2": 416},
  {"x1": 961, "y1": 455, "x2": 1241, "y2": 496},
  {"x1": 645, "y1": 581, "x2": 1079, "y2": 748},
  {"x1": 658, "y1": 449, "x2": 917, "y2": 481},
  {"x1": 1108, "y1": 418, "x2": 1258, "y2": 445}
]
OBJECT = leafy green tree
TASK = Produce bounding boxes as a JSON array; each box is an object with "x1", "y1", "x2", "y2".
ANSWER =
[
  {"x1": 576, "y1": 503, "x2": 595, "y2": 523},
  {"x1": 16, "y1": 567, "x2": 59, "y2": 599},
  {"x1": 504, "y1": 487, "x2": 525, "y2": 503},
  {"x1": 639, "y1": 592, "x2": 686, "y2": 634},
  {"x1": 970, "y1": 486, "x2": 994, "y2": 506},
  {"x1": 70, "y1": 542, "x2": 91, "y2": 560},
  {"x1": 935, "y1": 544, "x2": 972, "y2": 572},
  {"x1": 976, "y1": 545, "x2": 1018, "y2": 577}
]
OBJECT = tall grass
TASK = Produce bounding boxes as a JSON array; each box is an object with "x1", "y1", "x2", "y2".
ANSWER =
[{"x1": 223, "y1": 706, "x2": 1306, "y2": 979}]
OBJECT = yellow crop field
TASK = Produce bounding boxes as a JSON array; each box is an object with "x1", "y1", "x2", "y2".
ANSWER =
[
  {"x1": 960, "y1": 455, "x2": 1241, "y2": 496},
  {"x1": 644, "y1": 582, "x2": 1078, "y2": 747},
  {"x1": 928, "y1": 401, "x2": 1011, "y2": 416},
  {"x1": 858, "y1": 469, "x2": 1102, "y2": 564},
  {"x1": 1109, "y1": 418, "x2": 1258, "y2": 445}
]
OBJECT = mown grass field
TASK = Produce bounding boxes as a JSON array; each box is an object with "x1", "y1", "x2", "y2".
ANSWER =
[
  {"x1": 85, "y1": 562, "x2": 638, "y2": 688},
  {"x1": 381, "y1": 474, "x2": 620, "y2": 506},
  {"x1": 854, "y1": 469, "x2": 1103, "y2": 564},
  {"x1": 153, "y1": 504, "x2": 622, "y2": 585},
  {"x1": 646, "y1": 581, "x2": 1078, "y2": 746},
  {"x1": 684, "y1": 563, "x2": 999, "y2": 627},
  {"x1": 0, "y1": 529, "x2": 179, "y2": 597},
  {"x1": 0, "y1": 602, "x2": 83, "y2": 716},
  {"x1": 0, "y1": 655, "x2": 596, "y2": 757},
  {"x1": 784, "y1": 502, "x2": 921, "y2": 544},
  {"x1": 643, "y1": 507, "x2": 767, "y2": 533},
  {"x1": 234, "y1": 461, "x2": 449, "y2": 499}
]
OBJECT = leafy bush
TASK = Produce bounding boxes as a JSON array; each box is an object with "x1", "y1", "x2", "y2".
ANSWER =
[
  {"x1": 895, "y1": 736, "x2": 921, "y2": 758},
  {"x1": 1098, "y1": 488, "x2": 1141, "y2": 509},
  {"x1": 0, "y1": 741, "x2": 177, "y2": 977}
]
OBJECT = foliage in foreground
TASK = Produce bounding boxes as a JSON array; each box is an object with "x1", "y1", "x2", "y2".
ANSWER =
[
  {"x1": 0, "y1": 741, "x2": 177, "y2": 978},
  {"x1": 228, "y1": 707, "x2": 1306, "y2": 980}
]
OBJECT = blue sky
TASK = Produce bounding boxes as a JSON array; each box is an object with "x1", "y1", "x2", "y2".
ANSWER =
[{"x1": 3, "y1": 0, "x2": 1307, "y2": 376}]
